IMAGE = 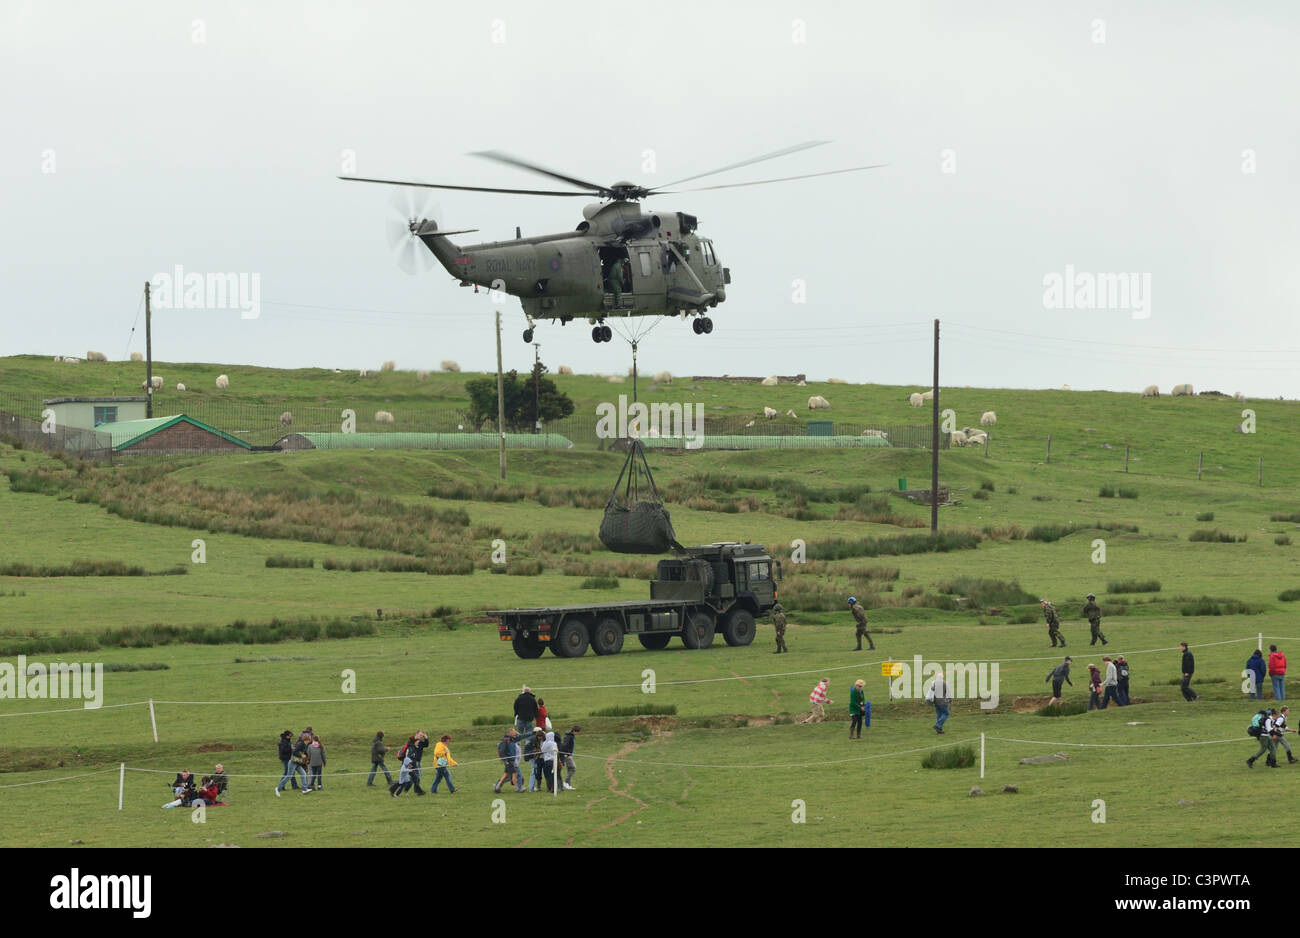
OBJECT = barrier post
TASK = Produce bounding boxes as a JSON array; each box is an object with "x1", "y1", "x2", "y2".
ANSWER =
[
  {"x1": 980, "y1": 733, "x2": 985, "y2": 779},
  {"x1": 118, "y1": 763, "x2": 125, "y2": 811},
  {"x1": 149, "y1": 698, "x2": 158, "y2": 743}
]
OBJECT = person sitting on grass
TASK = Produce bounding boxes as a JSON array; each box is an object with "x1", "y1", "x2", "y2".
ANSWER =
[{"x1": 162, "y1": 770, "x2": 197, "y2": 808}]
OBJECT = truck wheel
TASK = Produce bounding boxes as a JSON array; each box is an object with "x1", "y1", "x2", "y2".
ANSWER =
[
  {"x1": 638, "y1": 633, "x2": 672, "y2": 650},
  {"x1": 681, "y1": 611, "x2": 715, "y2": 649},
  {"x1": 592, "y1": 617, "x2": 625, "y2": 656},
  {"x1": 722, "y1": 609, "x2": 756, "y2": 647},
  {"x1": 513, "y1": 634, "x2": 546, "y2": 659},
  {"x1": 553, "y1": 618, "x2": 591, "y2": 658}
]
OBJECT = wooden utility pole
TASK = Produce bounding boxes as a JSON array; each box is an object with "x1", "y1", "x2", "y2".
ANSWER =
[
  {"x1": 496, "y1": 309, "x2": 506, "y2": 480},
  {"x1": 144, "y1": 281, "x2": 153, "y2": 418},
  {"x1": 930, "y1": 318, "x2": 939, "y2": 534}
]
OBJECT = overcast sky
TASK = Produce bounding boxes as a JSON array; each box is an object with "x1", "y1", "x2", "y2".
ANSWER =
[{"x1": 3, "y1": 1, "x2": 1298, "y2": 396}]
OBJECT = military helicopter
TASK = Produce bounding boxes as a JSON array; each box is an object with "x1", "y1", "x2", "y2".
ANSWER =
[{"x1": 341, "y1": 143, "x2": 883, "y2": 344}]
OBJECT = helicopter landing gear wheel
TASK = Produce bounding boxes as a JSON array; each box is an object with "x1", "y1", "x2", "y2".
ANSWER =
[
  {"x1": 591, "y1": 326, "x2": 602, "y2": 343},
  {"x1": 601, "y1": 325, "x2": 612, "y2": 342},
  {"x1": 701, "y1": 317, "x2": 713, "y2": 334},
  {"x1": 522, "y1": 328, "x2": 534, "y2": 343},
  {"x1": 692, "y1": 318, "x2": 703, "y2": 335}
]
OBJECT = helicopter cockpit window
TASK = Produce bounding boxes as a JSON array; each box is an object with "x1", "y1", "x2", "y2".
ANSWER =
[
  {"x1": 702, "y1": 241, "x2": 715, "y2": 267},
  {"x1": 638, "y1": 251, "x2": 652, "y2": 277}
]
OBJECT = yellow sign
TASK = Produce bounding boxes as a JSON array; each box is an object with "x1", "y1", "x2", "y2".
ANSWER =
[{"x1": 881, "y1": 662, "x2": 902, "y2": 677}]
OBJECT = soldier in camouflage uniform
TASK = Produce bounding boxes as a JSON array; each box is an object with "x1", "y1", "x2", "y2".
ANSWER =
[
  {"x1": 1082, "y1": 593, "x2": 1108, "y2": 646},
  {"x1": 1041, "y1": 599, "x2": 1066, "y2": 647},
  {"x1": 849, "y1": 597, "x2": 875, "y2": 651},
  {"x1": 772, "y1": 602, "x2": 788, "y2": 654}
]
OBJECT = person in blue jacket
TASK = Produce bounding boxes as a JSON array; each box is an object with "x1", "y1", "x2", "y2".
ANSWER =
[{"x1": 1247, "y1": 649, "x2": 1267, "y2": 700}]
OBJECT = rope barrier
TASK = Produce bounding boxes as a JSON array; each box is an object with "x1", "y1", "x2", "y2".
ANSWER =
[
  {"x1": 0, "y1": 767, "x2": 121, "y2": 789},
  {"x1": 985, "y1": 735, "x2": 1245, "y2": 749},
  {"x1": 0, "y1": 700, "x2": 148, "y2": 719}
]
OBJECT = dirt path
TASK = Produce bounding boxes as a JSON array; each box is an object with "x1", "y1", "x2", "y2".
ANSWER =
[{"x1": 563, "y1": 736, "x2": 654, "y2": 845}]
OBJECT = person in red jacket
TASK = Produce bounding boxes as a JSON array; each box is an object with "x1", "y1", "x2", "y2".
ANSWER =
[{"x1": 1269, "y1": 645, "x2": 1287, "y2": 701}]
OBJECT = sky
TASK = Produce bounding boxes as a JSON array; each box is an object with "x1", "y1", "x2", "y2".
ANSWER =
[{"x1": 2, "y1": 0, "x2": 1298, "y2": 396}]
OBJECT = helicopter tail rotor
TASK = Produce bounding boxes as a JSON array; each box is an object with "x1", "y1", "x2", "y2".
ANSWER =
[{"x1": 387, "y1": 187, "x2": 440, "y2": 275}]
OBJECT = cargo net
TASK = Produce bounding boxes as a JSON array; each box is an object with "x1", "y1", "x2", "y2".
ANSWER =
[{"x1": 598, "y1": 440, "x2": 684, "y2": 554}]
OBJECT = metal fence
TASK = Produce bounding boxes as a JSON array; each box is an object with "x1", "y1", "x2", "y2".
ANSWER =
[{"x1": 0, "y1": 410, "x2": 114, "y2": 462}]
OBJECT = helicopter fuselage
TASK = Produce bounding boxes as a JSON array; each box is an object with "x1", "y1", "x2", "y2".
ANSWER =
[{"x1": 418, "y1": 201, "x2": 729, "y2": 327}]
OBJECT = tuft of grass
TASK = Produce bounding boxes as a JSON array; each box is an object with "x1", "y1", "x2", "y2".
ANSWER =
[
  {"x1": 1099, "y1": 484, "x2": 1116, "y2": 498},
  {"x1": 588, "y1": 703, "x2": 677, "y2": 717},
  {"x1": 100, "y1": 662, "x2": 170, "y2": 672},
  {"x1": 1270, "y1": 512, "x2": 1300, "y2": 523},
  {"x1": 1117, "y1": 488, "x2": 1138, "y2": 499},
  {"x1": 920, "y1": 745, "x2": 975, "y2": 769},
  {"x1": 934, "y1": 577, "x2": 1037, "y2": 610},
  {"x1": 1006, "y1": 485, "x2": 1018, "y2": 494},
  {"x1": 265, "y1": 554, "x2": 314, "y2": 568},
  {"x1": 1188, "y1": 529, "x2": 1246, "y2": 543},
  {"x1": 1276, "y1": 535, "x2": 1292, "y2": 546},
  {"x1": 580, "y1": 576, "x2": 620, "y2": 589},
  {"x1": 1025, "y1": 521, "x2": 1138, "y2": 543},
  {"x1": 805, "y1": 531, "x2": 980, "y2": 561},
  {"x1": 1195, "y1": 511, "x2": 1215, "y2": 522},
  {"x1": 1277, "y1": 589, "x2": 1300, "y2": 602},
  {"x1": 1035, "y1": 700, "x2": 1089, "y2": 716},
  {"x1": 0, "y1": 560, "x2": 186, "y2": 577},
  {"x1": 972, "y1": 489, "x2": 990, "y2": 501},
  {"x1": 1107, "y1": 579, "x2": 1161, "y2": 593},
  {"x1": 1159, "y1": 676, "x2": 1226, "y2": 685},
  {"x1": 471, "y1": 714, "x2": 515, "y2": 727},
  {"x1": 980, "y1": 481, "x2": 995, "y2": 492},
  {"x1": 1177, "y1": 596, "x2": 1263, "y2": 616},
  {"x1": 0, "y1": 615, "x2": 376, "y2": 656}
]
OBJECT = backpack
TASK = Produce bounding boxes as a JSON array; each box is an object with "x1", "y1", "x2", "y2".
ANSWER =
[
  {"x1": 1248, "y1": 711, "x2": 1268, "y2": 737},
  {"x1": 498, "y1": 739, "x2": 511, "y2": 759},
  {"x1": 397, "y1": 742, "x2": 409, "y2": 761},
  {"x1": 1117, "y1": 662, "x2": 1129, "y2": 681}
]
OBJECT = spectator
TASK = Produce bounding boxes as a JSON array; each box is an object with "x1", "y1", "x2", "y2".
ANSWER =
[
  {"x1": 802, "y1": 678, "x2": 832, "y2": 724},
  {"x1": 210, "y1": 763, "x2": 228, "y2": 797},
  {"x1": 1180, "y1": 643, "x2": 1199, "y2": 702},
  {"x1": 559, "y1": 726, "x2": 580, "y2": 790},
  {"x1": 391, "y1": 749, "x2": 417, "y2": 797},
  {"x1": 536, "y1": 697, "x2": 550, "y2": 733},
  {"x1": 540, "y1": 731, "x2": 558, "y2": 793},
  {"x1": 194, "y1": 776, "x2": 221, "y2": 806},
  {"x1": 307, "y1": 735, "x2": 326, "y2": 791},
  {"x1": 514, "y1": 685, "x2": 539, "y2": 738},
  {"x1": 1115, "y1": 655, "x2": 1131, "y2": 706},
  {"x1": 929, "y1": 673, "x2": 950, "y2": 734},
  {"x1": 407, "y1": 731, "x2": 429, "y2": 795},
  {"x1": 1101, "y1": 656, "x2": 1122, "y2": 708},
  {"x1": 162, "y1": 771, "x2": 197, "y2": 809},
  {"x1": 511, "y1": 730, "x2": 525, "y2": 792},
  {"x1": 275, "y1": 730, "x2": 305, "y2": 797},
  {"x1": 431, "y1": 735, "x2": 457, "y2": 794},
  {"x1": 1276, "y1": 706, "x2": 1299, "y2": 764},
  {"x1": 1269, "y1": 645, "x2": 1287, "y2": 701},
  {"x1": 368, "y1": 731, "x2": 393, "y2": 787},
  {"x1": 849, "y1": 679, "x2": 867, "y2": 739},
  {"x1": 1045, "y1": 657, "x2": 1073, "y2": 707},
  {"x1": 1248, "y1": 709, "x2": 1280, "y2": 768},
  {"x1": 1247, "y1": 649, "x2": 1267, "y2": 700},
  {"x1": 1087, "y1": 664, "x2": 1103, "y2": 711},
  {"x1": 524, "y1": 727, "x2": 544, "y2": 791},
  {"x1": 495, "y1": 729, "x2": 520, "y2": 793}
]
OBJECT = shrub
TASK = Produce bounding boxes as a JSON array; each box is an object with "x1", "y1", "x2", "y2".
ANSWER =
[
  {"x1": 1006, "y1": 486, "x2": 1018, "y2": 494},
  {"x1": 1035, "y1": 700, "x2": 1089, "y2": 716},
  {"x1": 920, "y1": 745, "x2": 975, "y2": 769},
  {"x1": 980, "y1": 481, "x2": 995, "y2": 492},
  {"x1": 1106, "y1": 579, "x2": 1160, "y2": 593},
  {"x1": 1009, "y1": 608, "x2": 1040, "y2": 624},
  {"x1": 1276, "y1": 535, "x2": 1292, "y2": 546},
  {"x1": 973, "y1": 489, "x2": 989, "y2": 501},
  {"x1": 506, "y1": 560, "x2": 544, "y2": 576},
  {"x1": 1178, "y1": 597, "x2": 1263, "y2": 616},
  {"x1": 1278, "y1": 589, "x2": 1300, "y2": 602},
  {"x1": 1117, "y1": 488, "x2": 1138, "y2": 499},
  {"x1": 1270, "y1": 512, "x2": 1300, "y2": 523},
  {"x1": 934, "y1": 577, "x2": 1037, "y2": 610},
  {"x1": 805, "y1": 531, "x2": 980, "y2": 561},
  {"x1": 580, "y1": 576, "x2": 619, "y2": 589},
  {"x1": 1189, "y1": 529, "x2": 1245, "y2": 543},
  {"x1": 1195, "y1": 511, "x2": 1215, "y2": 522},
  {"x1": 265, "y1": 554, "x2": 314, "y2": 568},
  {"x1": 0, "y1": 560, "x2": 186, "y2": 577},
  {"x1": 1099, "y1": 485, "x2": 1116, "y2": 498},
  {"x1": 588, "y1": 703, "x2": 677, "y2": 717},
  {"x1": 1026, "y1": 522, "x2": 1138, "y2": 543}
]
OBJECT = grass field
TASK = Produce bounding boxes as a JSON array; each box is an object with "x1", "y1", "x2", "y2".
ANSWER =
[{"x1": 2, "y1": 356, "x2": 1299, "y2": 847}]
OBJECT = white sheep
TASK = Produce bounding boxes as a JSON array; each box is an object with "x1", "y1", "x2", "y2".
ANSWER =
[
  {"x1": 57, "y1": 355, "x2": 79, "y2": 364},
  {"x1": 558, "y1": 365, "x2": 574, "y2": 375},
  {"x1": 808, "y1": 395, "x2": 830, "y2": 410},
  {"x1": 980, "y1": 411, "x2": 997, "y2": 426},
  {"x1": 151, "y1": 376, "x2": 163, "y2": 389},
  {"x1": 654, "y1": 370, "x2": 672, "y2": 383},
  {"x1": 908, "y1": 393, "x2": 924, "y2": 407},
  {"x1": 1140, "y1": 385, "x2": 1159, "y2": 398},
  {"x1": 86, "y1": 350, "x2": 107, "y2": 362},
  {"x1": 828, "y1": 377, "x2": 847, "y2": 384},
  {"x1": 381, "y1": 360, "x2": 396, "y2": 372},
  {"x1": 215, "y1": 374, "x2": 229, "y2": 389},
  {"x1": 763, "y1": 406, "x2": 778, "y2": 419},
  {"x1": 374, "y1": 410, "x2": 395, "y2": 424},
  {"x1": 1172, "y1": 383, "x2": 1194, "y2": 397},
  {"x1": 920, "y1": 389, "x2": 934, "y2": 401},
  {"x1": 441, "y1": 360, "x2": 460, "y2": 373},
  {"x1": 966, "y1": 431, "x2": 987, "y2": 445},
  {"x1": 950, "y1": 430, "x2": 968, "y2": 446},
  {"x1": 607, "y1": 375, "x2": 624, "y2": 384},
  {"x1": 417, "y1": 370, "x2": 430, "y2": 381},
  {"x1": 745, "y1": 420, "x2": 756, "y2": 428},
  {"x1": 797, "y1": 380, "x2": 807, "y2": 387},
  {"x1": 358, "y1": 368, "x2": 369, "y2": 378},
  {"x1": 761, "y1": 375, "x2": 779, "y2": 387},
  {"x1": 1234, "y1": 391, "x2": 1245, "y2": 402},
  {"x1": 1062, "y1": 384, "x2": 1072, "y2": 391},
  {"x1": 176, "y1": 383, "x2": 186, "y2": 391},
  {"x1": 861, "y1": 429, "x2": 888, "y2": 438},
  {"x1": 130, "y1": 352, "x2": 143, "y2": 363},
  {"x1": 280, "y1": 411, "x2": 293, "y2": 427}
]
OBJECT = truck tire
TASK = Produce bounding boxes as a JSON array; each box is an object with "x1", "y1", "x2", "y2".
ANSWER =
[
  {"x1": 638, "y1": 632, "x2": 672, "y2": 650},
  {"x1": 553, "y1": 618, "x2": 591, "y2": 658},
  {"x1": 592, "y1": 617, "x2": 625, "y2": 656},
  {"x1": 513, "y1": 633, "x2": 546, "y2": 659},
  {"x1": 721, "y1": 608, "x2": 756, "y2": 647},
  {"x1": 681, "y1": 611, "x2": 716, "y2": 649}
]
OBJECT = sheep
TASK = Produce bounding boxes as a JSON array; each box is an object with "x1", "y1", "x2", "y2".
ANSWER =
[
  {"x1": 908, "y1": 393, "x2": 924, "y2": 407},
  {"x1": 417, "y1": 370, "x2": 430, "y2": 381},
  {"x1": 56, "y1": 355, "x2": 79, "y2": 364},
  {"x1": 374, "y1": 410, "x2": 395, "y2": 424},
  {"x1": 558, "y1": 365, "x2": 574, "y2": 375},
  {"x1": 797, "y1": 380, "x2": 807, "y2": 387},
  {"x1": 381, "y1": 360, "x2": 396, "y2": 372},
  {"x1": 1172, "y1": 383, "x2": 1194, "y2": 397},
  {"x1": 86, "y1": 350, "x2": 107, "y2": 362},
  {"x1": 654, "y1": 370, "x2": 672, "y2": 383},
  {"x1": 980, "y1": 411, "x2": 997, "y2": 426},
  {"x1": 441, "y1": 360, "x2": 461, "y2": 373},
  {"x1": 949, "y1": 430, "x2": 968, "y2": 446},
  {"x1": 861, "y1": 429, "x2": 888, "y2": 438},
  {"x1": 745, "y1": 420, "x2": 756, "y2": 428},
  {"x1": 130, "y1": 352, "x2": 143, "y2": 362},
  {"x1": 827, "y1": 377, "x2": 847, "y2": 384},
  {"x1": 176, "y1": 383, "x2": 186, "y2": 391},
  {"x1": 761, "y1": 375, "x2": 779, "y2": 387},
  {"x1": 966, "y1": 431, "x2": 987, "y2": 445},
  {"x1": 150, "y1": 376, "x2": 163, "y2": 389},
  {"x1": 215, "y1": 374, "x2": 229, "y2": 389},
  {"x1": 358, "y1": 368, "x2": 370, "y2": 378},
  {"x1": 1061, "y1": 384, "x2": 1072, "y2": 391},
  {"x1": 1140, "y1": 385, "x2": 1159, "y2": 398},
  {"x1": 280, "y1": 411, "x2": 293, "y2": 427},
  {"x1": 1234, "y1": 391, "x2": 1245, "y2": 402},
  {"x1": 920, "y1": 389, "x2": 934, "y2": 401},
  {"x1": 763, "y1": 406, "x2": 778, "y2": 419},
  {"x1": 807, "y1": 395, "x2": 830, "y2": 410},
  {"x1": 607, "y1": 375, "x2": 625, "y2": 384}
]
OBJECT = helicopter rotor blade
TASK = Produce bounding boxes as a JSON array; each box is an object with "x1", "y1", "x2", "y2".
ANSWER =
[
  {"x1": 652, "y1": 141, "x2": 832, "y2": 190},
  {"x1": 668, "y1": 163, "x2": 888, "y2": 194},
  {"x1": 467, "y1": 150, "x2": 608, "y2": 195},
  {"x1": 342, "y1": 175, "x2": 592, "y2": 197}
]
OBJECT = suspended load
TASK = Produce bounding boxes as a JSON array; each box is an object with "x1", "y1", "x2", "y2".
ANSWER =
[{"x1": 598, "y1": 439, "x2": 683, "y2": 554}]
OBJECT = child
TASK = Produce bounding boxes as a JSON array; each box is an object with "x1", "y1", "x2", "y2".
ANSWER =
[
  {"x1": 391, "y1": 750, "x2": 416, "y2": 797},
  {"x1": 1087, "y1": 664, "x2": 1103, "y2": 711}
]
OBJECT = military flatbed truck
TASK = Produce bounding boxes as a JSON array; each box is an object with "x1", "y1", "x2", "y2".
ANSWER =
[{"x1": 489, "y1": 542, "x2": 781, "y2": 658}]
